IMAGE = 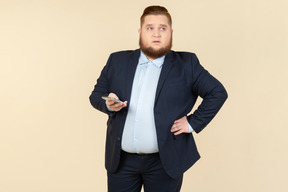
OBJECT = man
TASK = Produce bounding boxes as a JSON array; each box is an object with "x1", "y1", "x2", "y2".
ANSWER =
[{"x1": 89, "y1": 5, "x2": 227, "y2": 192}]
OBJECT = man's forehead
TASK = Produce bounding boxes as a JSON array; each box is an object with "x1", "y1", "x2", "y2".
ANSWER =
[{"x1": 143, "y1": 15, "x2": 169, "y2": 26}]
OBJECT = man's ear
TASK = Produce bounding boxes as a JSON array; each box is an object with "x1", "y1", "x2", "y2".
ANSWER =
[{"x1": 138, "y1": 28, "x2": 141, "y2": 33}]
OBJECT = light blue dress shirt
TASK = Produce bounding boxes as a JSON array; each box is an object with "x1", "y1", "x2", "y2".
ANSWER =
[{"x1": 121, "y1": 51, "x2": 193, "y2": 154}]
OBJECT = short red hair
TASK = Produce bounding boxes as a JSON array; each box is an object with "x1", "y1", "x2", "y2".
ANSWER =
[{"x1": 140, "y1": 5, "x2": 172, "y2": 27}]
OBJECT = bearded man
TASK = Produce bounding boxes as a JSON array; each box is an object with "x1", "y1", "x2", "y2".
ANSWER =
[{"x1": 89, "y1": 5, "x2": 228, "y2": 192}]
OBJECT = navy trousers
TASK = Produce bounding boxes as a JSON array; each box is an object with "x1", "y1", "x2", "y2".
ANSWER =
[{"x1": 107, "y1": 150, "x2": 183, "y2": 192}]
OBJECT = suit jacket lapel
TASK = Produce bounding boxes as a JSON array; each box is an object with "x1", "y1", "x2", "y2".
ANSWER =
[
  {"x1": 125, "y1": 49, "x2": 140, "y2": 103},
  {"x1": 155, "y1": 51, "x2": 174, "y2": 104}
]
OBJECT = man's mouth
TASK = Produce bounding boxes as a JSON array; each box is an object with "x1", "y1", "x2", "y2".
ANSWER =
[{"x1": 152, "y1": 41, "x2": 161, "y2": 44}]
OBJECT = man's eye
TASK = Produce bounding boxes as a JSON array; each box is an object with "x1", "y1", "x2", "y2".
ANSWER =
[
  {"x1": 160, "y1": 27, "x2": 166, "y2": 31},
  {"x1": 147, "y1": 27, "x2": 153, "y2": 30}
]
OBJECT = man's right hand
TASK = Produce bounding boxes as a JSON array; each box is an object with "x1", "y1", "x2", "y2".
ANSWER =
[{"x1": 106, "y1": 93, "x2": 127, "y2": 112}]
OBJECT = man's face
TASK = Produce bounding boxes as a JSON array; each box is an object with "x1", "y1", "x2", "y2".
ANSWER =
[{"x1": 139, "y1": 15, "x2": 173, "y2": 60}]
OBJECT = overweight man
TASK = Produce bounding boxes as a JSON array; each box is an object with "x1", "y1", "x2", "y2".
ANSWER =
[{"x1": 89, "y1": 5, "x2": 228, "y2": 192}]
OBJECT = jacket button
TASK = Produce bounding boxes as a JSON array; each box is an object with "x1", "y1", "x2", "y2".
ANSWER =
[{"x1": 117, "y1": 137, "x2": 121, "y2": 141}]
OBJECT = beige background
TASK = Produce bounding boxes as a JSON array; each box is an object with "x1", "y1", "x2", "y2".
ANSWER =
[{"x1": 1, "y1": 0, "x2": 287, "y2": 191}]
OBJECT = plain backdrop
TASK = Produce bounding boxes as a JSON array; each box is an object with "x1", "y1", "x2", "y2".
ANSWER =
[{"x1": 1, "y1": 0, "x2": 287, "y2": 191}]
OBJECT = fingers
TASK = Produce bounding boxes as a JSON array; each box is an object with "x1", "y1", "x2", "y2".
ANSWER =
[
  {"x1": 170, "y1": 116, "x2": 189, "y2": 135},
  {"x1": 107, "y1": 93, "x2": 118, "y2": 101},
  {"x1": 107, "y1": 101, "x2": 127, "y2": 112},
  {"x1": 171, "y1": 123, "x2": 184, "y2": 135},
  {"x1": 106, "y1": 93, "x2": 127, "y2": 112}
]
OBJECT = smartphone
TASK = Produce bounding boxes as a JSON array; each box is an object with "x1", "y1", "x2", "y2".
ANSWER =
[{"x1": 102, "y1": 96, "x2": 124, "y2": 104}]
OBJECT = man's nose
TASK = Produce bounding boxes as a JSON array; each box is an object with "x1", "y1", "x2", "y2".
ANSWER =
[{"x1": 153, "y1": 29, "x2": 160, "y2": 37}]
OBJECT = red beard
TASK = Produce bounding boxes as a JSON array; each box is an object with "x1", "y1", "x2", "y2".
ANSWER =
[{"x1": 139, "y1": 36, "x2": 172, "y2": 60}]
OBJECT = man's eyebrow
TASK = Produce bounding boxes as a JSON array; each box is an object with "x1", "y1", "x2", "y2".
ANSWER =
[{"x1": 144, "y1": 24, "x2": 168, "y2": 27}]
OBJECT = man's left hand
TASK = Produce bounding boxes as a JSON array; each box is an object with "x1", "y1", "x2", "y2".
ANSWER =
[{"x1": 171, "y1": 116, "x2": 189, "y2": 135}]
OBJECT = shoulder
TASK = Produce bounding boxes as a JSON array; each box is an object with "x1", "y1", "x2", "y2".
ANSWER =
[
  {"x1": 170, "y1": 50, "x2": 197, "y2": 59},
  {"x1": 104, "y1": 49, "x2": 140, "y2": 70},
  {"x1": 168, "y1": 50, "x2": 199, "y2": 64},
  {"x1": 110, "y1": 49, "x2": 140, "y2": 58}
]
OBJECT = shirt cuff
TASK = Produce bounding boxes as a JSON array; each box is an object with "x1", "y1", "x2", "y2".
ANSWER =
[
  {"x1": 188, "y1": 123, "x2": 194, "y2": 133},
  {"x1": 106, "y1": 104, "x2": 114, "y2": 112}
]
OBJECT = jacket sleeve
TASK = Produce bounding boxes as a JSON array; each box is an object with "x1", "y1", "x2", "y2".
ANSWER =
[
  {"x1": 89, "y1": 54, "x2": 115, "y2": 116},
  {"x1": 187, "y1": 54, "x2": 228, "y2": 133}
]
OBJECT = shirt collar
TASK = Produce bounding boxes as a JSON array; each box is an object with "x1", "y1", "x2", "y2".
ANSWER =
[{"x1": 139, "y1": 51, "x2": 165, "y2": 68}]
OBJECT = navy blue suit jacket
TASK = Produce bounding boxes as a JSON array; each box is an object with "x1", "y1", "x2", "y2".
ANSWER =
[{"x1": 89, "y1": 49, "x2": 228, "y2": 179}]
